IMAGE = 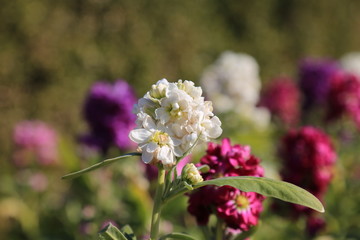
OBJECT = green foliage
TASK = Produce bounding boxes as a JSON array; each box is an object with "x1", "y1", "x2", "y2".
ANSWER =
[
  {"x1": 159, "y1": 232, "x2": 197, "y2": 240},
  {"x1": 196, "y1": 176, "x2": 324, "y2": 213},
  {"x1": 98, "y1": 223, "x2": 128, "y2": 240}
]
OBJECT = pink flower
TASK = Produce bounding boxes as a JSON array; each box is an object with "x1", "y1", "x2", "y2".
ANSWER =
[
  {"x1": 13, "y1": 121, "x2": 58, "y2": 166},
  {"x1": 216, "y1": 186, "x2": 264, "y2": 231},
  {"x1": 326, "y1": 72, "x2": 360, "y2": 129},
  {"x1": 200, "y1": 138, "x2": 264, "y2": 180},
  {"x1": 188, "y1": 138, "x2": 265, "y2": 231},
  {"x1": 259, "y1": 77, "x2": 301, "y2": 126}
]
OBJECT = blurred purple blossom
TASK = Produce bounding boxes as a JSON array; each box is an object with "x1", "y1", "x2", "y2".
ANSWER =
[
  {"x1": 298, "y1": 59, "x2": 339, "y2": 109},
  {"x1": 81, "y1": 80, "x2": 137, "y2": 153}
]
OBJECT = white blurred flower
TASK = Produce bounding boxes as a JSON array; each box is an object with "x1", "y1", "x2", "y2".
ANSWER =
[
  {"x1": 200, "y1": 51, "x2": 270, "y2": 128},
  {"x1": 340, "y1": 52, "x2": 360, "y2": 77},
  {"x1": 130, "y1": 79, "x2": 222, "y2": 169}
]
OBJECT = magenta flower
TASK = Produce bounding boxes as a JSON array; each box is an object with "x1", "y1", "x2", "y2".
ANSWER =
[
  {"x1": 188, "y1": 138, "x2": 265, "y2": 231},
  {"x1": 326, "y1": 72, "x2": 360, "y2": 129},
  {"x1": 298, "y1": 59, "x2": 339, "y2": 109},
  {"x1": 278, "y1": 126, "x2": 336, "y2": 215},
  {"x1": 13, "y1": 120, "x2": 58, "y2": 166},
  {"x1": 216, "y1": 186, "x2": 265, "y2": 231},
  {"x1": 259, "y1": 77, "x2": 300, "y2": 126},
  {"x1": 200, "y1": 138, "x2": 264, "y2": 180},
  {"x1": 81, "y1": 80, "x2": 137, "y2": 153}
]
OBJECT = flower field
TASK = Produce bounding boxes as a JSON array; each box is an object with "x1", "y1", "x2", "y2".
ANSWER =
[{"x1": 1, "y1": 1, "x2": 360, "y2": 239}]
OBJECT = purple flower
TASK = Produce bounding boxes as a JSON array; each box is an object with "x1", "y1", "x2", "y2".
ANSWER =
[
  {"x1": 13, "y1": 120, "x2": 58, "y2": 166},
  {"x1": 259, "y1": 77, "x2": 300, "y2": 126},
  {"x1": 188, "y1": 138, "x2": 265, "y2": 231},
  {"x1": 81, "y1": 80, "x2": 137, "y2": 153},
  {"x1": 298, "y1": 59, "x2": 339, "y2": 109}
]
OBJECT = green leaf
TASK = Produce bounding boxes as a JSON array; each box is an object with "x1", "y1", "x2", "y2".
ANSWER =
[
  {"x1": 159, "y1": 232, "x2": 197, "y2": 240},
  {"x1": 62, "y1": 152, "x2": 141, "y2": 180},
  {"x1": 195, "y1": 176, "x2": 324, "y2": 213},
  {"x1": 120, "y1": 225, "x2": 137, "y2": 240},
  {"x1": 98, "y1": 223, "x2": 127, "y2": 240}
]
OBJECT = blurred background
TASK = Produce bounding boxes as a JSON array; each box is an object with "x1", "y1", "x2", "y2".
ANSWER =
[{"x1": 1, "y1": 0, "x2": 360, "y2": 239}]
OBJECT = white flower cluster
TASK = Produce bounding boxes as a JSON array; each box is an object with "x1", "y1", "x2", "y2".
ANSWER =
[
  {"x1": 129, "y1": 79, "x2": 222, "y2": 169},
  {"x1": 200, "y1": 51, "x2": 270, "y2": 128},
  {"x1": 340, "y1": 52, "x2": 360, "y2": 77}
]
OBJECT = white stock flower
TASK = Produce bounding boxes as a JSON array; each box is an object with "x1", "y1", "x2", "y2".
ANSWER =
[
  {"x1": 200, "y1": 51, "x2": 270, "y2": 128},
  {"x1": 129, "y1": 116, "x2": 181, "y2": 167},
  {"x1": 340, "y1": 52, "x2": 360, "y2": 77},
  {"x1": 129, "y1": 79, "x2": 222, "y2": 168}
]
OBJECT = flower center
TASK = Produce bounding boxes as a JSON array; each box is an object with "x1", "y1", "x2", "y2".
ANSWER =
[
  {"x1": 151, "y1": 131, "x2": 170, "y2": 146},
  {"x1": 169, "y1": 103, "x2": 182, "y2": 117},
  {"x1": 235, "y1": 195, "x2": 250, "y2": 210}
]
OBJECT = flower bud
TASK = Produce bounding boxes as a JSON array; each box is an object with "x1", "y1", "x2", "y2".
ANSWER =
[
  {"x1": 149, "y1": 79, "x2": 168, "y2": 99},
  {"x1": 182, "y1": 163, "x2": 203, "y2": 185}
]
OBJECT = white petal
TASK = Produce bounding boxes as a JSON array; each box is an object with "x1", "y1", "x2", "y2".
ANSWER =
[
  {"x1": 155, "y1": 107, "x2": 170, "y2": 124},
  {"x1": 129, "y1": 129, "x2": 152, "y2": 143},
  {"x1": 171, "y1": 137, "x2": 182, "y2": 146},
  {"x1": 173, "y1": 146, "x2": 184, "y2": 157},
  {"x1": 158, "y1": 146, "x2": 174, "y2": 165},
  {"x1": 207, "y1": 117, "x2": 223, "y2": 138},
  {"x1": 146, "y1": 142, "x2": 158, "y2": 153},
  {"x1": 142, "y1": 150, "x2": 154, "y2": 164},
  {"x1": 143, "y1": 115, "x2": 157, "y2": 129}
]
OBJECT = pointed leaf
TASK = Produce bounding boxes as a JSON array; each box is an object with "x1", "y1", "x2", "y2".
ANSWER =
[
  {"x1": 121, "y1": 225, "x2": 137, "y2": 240},
  {"x1": 98, "y1": 223, "x2": 127, "y2": 240},
  {"x1": 195, "y1": 176, "x2": 324, "y2": 213},
  {"x1": 159, "y1": 232, "x2": 197, "y2": 240},
  {"x1": 62, "y1": 152, "x2": 141, "y2": 180}
]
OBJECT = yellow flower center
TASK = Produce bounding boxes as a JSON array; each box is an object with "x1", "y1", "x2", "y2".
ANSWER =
[
  {"x1": 236, "y1": 195, "x2": 250, "y2": 210},
  {"x1": 151, "y1": 131, "x2": 169, "y2": 146}
]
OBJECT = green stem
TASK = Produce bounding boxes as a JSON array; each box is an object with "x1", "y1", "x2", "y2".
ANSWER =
[
  {"x1": 150, "y1": 166, "x2": 166, "y2": 239},
  {"x1": 215, "y1": 218, "x2": 224, "y2": 240},
  {"x1": 61, "y1": 152, "x2": 141, "y2": 180}
]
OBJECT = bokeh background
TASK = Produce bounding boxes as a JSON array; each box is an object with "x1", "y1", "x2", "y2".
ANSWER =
[{"x1": 1, "y1": 0, "x2": 360, "y2": 239}]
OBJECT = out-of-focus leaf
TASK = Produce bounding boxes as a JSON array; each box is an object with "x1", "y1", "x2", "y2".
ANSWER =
[
  {"x1": 195, "y1": 176, "x2": 324, "y2": 213},
  {"x1": 98, "y1": 223, "x2": 127, "y2": 240},
  {"x1": 121, "y1": 225, "x2": 137, "y2": 240},
  {"x1": 159, "y1": 232, "x2": 197, "y2": 240}
]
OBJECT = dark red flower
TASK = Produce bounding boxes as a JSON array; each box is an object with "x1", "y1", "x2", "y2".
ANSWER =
[
  {"x1": 259, "y1": 77, "x2": 300, "y2": 126},
  {"x1": 326, "y1": 72, "x2": 360, "y2": 129},
  {"x1": 278, "y1": 126, "x2": 336, "y2": 214}
]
